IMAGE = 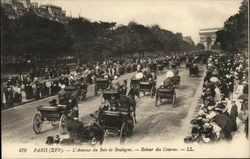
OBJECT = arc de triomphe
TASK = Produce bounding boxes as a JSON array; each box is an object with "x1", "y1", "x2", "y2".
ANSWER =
[{"x1": 199, "y1": 28, "x2": 222, "y2": 50}]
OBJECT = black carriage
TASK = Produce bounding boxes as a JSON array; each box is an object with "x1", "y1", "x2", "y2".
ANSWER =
[
  {"x1": 94, "y1": 78, "x2": 110, "y2": 96},
  {"x1": 189, "y1": 65, "x2": 199, "y2": 77},
  {"x1": 32, "y1": 104, "x2": 71, "y2": 134},
  {"x1": 58, "y1": 86, "x2": 79, "y2": 105},
  {"x1": 130, "y1": 78, "x2": 141, "y2": 96},
  {"x1": 139, "y1": 81, "x2": 156, "y2": 98},
  {"x1": 102, "y1": 89, "x2": 121, "y2": 103},
  {"x1": 157, "y1": 60, "x2": 169, "y2": 72},
  {"x1": 102, "y1": 110, "x2": 134, "y2": 143},
  {"x1": 71, "y1": 81, "x2": 87, "y2": 101},
  {"x1": 155, "y1": 87, "x2": 176, "y2": 107},
  {"x1": 158, "y1": 64, "x2": 164, "y2": 72},
  {"x1": 170, "y1": 76, "x2": 181, "y2": 88},
  {"x1": 95, "y1": 90, "x2": 134, "y2": 143},
  {"x1": 130, "y1": 78, "x2": 141, "y2": 88},
  {"x1": 171, "y1": 60, "x2": 180, "y2": 69},
  {"x1": 148, "y1": 63, "x2": 158, "y2": 74},
  {"x1": 186, "y1": 62, "x2": 193, "y2": 68}
]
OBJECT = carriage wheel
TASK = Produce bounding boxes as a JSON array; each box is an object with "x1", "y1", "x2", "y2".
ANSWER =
[
  {"x1": 120, "y1": 122, "x2": 129, "y2": 144},
  {"x1": 128, "y1": 123, "x2": 133, "y2": 136},
  {"x1": 59, "y1": 114, "x2": 68, "y2": 134},
  {"x1": 32, "y1": 113, "x2": 43, "y2": 134},
  {"x1": 172, "y1": 93, "x2": 176, "y2": 107}
]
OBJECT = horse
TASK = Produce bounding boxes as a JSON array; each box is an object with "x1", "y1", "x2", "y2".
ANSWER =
[
  {"x1": 129, "y1": 84, "x2": 140, "y2": 99},
  {"x1": 121, "y1": 87, "x2": 139, "y2": 123}
]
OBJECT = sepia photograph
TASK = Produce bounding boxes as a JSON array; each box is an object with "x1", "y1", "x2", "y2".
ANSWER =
[{"x1": 1, "y1": 0, "x2": 249, "y2": 158}]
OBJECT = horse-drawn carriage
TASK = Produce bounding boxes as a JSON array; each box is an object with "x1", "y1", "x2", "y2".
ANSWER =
[
  {"x1": 102, "y1": 89, "x2": 121, "y2": 103},
  {"x1": 186, "y1": 62, "x2": 192, "y2": 68},
  {"x1": 130, "y1": 77, "x2": 156, "y2": 98},
  {"x1": 130, "y1": 78, "x2": 141, "y2": 97},
  {"x1": 130, "y1": 78, "x2": 140, "y2": 88},
  {"x1": 155, "y1": 87, "x2": 176, "y2": 107},
  {"x1": 189, "y1": 65, "x2": 199, "y2": 77},
  {"x1": 139, "y1": 81, "x2": 156, "y2": 98},
  {"x1": 148, "y1": 63, "x2": 158, "y2": 76},
  {"x1": 170, "y1": 76, "x2": 181, "y2": 88},
  {"x1": 94, "y1": 78, "x2": 111, "y2": 96},
  {"x1": 93, "y1": 90, "x2": 135, "y2": 143},
  {"x1": 32, "y1": 98, "x2": 78, "y2": 135},
  {"x1": 58, "y1": 86, "x2": 79, "y2": 105},
  {"x1": 171, "y1": 59, "x2": 181, "y2": 69},
  {"x1": 71, "y1": 80, "x2": 88, "y2": 101}
]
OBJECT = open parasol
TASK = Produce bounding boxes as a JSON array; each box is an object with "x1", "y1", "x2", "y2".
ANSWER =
[
  {"x1": 135, "y1": 72, "x2": 144, "y2": 79},
  {"x1": 166, "y1": 71, "x2": 174, "y2": 78},
  {"x1": 210, "y1": 77, "x2": 218, "y2": 82}
]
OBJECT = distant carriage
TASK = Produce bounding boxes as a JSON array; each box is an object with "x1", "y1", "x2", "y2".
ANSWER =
[
  {"x1": 171, "y1": 76, "x2": 181, "y2": 88},
  {"x1": 155, "y1": 87, "x2": 176, "y2": 107},
  {"x1": 186, "y1": 62, "x2": 192, "y2": 68},
  {"x1": 158, "y1": 64, "x2": 164, "y2": 72},
  {"x1": 102, "y1": 89, "x2": 121, "y2": 103},
  {"x1": 157, "y1": 60, "x2": 169, "y2": 72},
  {"x1": 58, "y1": 86, "x2": 79, "y2": 105},
  {"x1": 72, "y1": 80, "x2": 88, "y2": 101},
  {"x1": 148, "y1": 63, "x2": 158, "y2": 75},
  {"x1": 139, "y1": 81, "x2": 156, "y2": 98},
  {"x1": 130, "y1": 78, "x2": 156, "y2": 98},
  {"x1": 94, "y1": 78, "x2": 111, "y2": 96},
  {"x1": 130, "y1": 78, "x2": 141, "y2": 97},
  {"x1": 171, "y1": 60, "x2": 180, "y2": 69},
  {"x1": 130, "y1": 78, "x2": 141, "y2": 88},
  {"x1": 189, "y1": 65, "x2": 199, "y2": 77}
]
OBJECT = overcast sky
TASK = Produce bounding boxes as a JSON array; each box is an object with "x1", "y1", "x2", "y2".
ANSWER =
[{"x1": 31, "y1": 0, "x2": 242, "y2": 44}]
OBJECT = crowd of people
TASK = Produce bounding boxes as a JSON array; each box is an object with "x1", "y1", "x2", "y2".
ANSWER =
[
  {"x1": 1, "y1": 55, "x2": 178, "y2": 108},
  {"x1": 1, "y1": 65, "x2": 71, "y2": 107},
  {"x1": 184, "y1": 51, "x2": 248, "y2": 144}
]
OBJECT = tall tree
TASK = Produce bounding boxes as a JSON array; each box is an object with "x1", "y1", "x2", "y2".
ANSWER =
[{"x1": 215, "y1": 0, "x2": 248, "y2": 53}]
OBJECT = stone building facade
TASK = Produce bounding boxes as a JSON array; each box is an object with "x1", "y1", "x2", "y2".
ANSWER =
[
  {"x1": 199, "y1": 27, "x2": 222, "y2": 50},
  {"x1": 1, "y1": 0, "x2": 67, "y2": 23}
]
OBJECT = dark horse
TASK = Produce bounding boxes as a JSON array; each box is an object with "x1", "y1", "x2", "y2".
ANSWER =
[{"x1": 122, "y1": 87, "x2": 139, "y2": 123}]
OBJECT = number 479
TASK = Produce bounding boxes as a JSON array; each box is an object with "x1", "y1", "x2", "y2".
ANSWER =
[{"x1": 19, "y1": 148, "x2": 27, "y2": 152}]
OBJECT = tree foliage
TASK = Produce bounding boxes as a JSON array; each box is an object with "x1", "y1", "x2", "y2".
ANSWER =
[
  {"x1": 215, "y1": 0, "x2": 248, "y2": 53},
  {"x1": 195, "y1": 43, "x2": 205, "y2": 51},
  {"x1": 1, "y1": 9, "x2": 196, "y2": 64},
  {"x1": 1, "y1": 9, "x2": 72, "y2": 62}
]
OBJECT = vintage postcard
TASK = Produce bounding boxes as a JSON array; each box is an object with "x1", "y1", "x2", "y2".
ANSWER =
[{"x1": 1, "y1": 0, "x2": 249, "y2": 158}]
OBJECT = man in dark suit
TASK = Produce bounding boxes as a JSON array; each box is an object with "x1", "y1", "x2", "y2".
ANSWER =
[{"x1": 230, "y1": 99, "x2": 238, "y2": 132}]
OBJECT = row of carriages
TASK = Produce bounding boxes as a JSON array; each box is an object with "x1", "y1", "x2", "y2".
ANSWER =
[{"x1": 32, "y1": 60, "x2": 199, "y2": 145}]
